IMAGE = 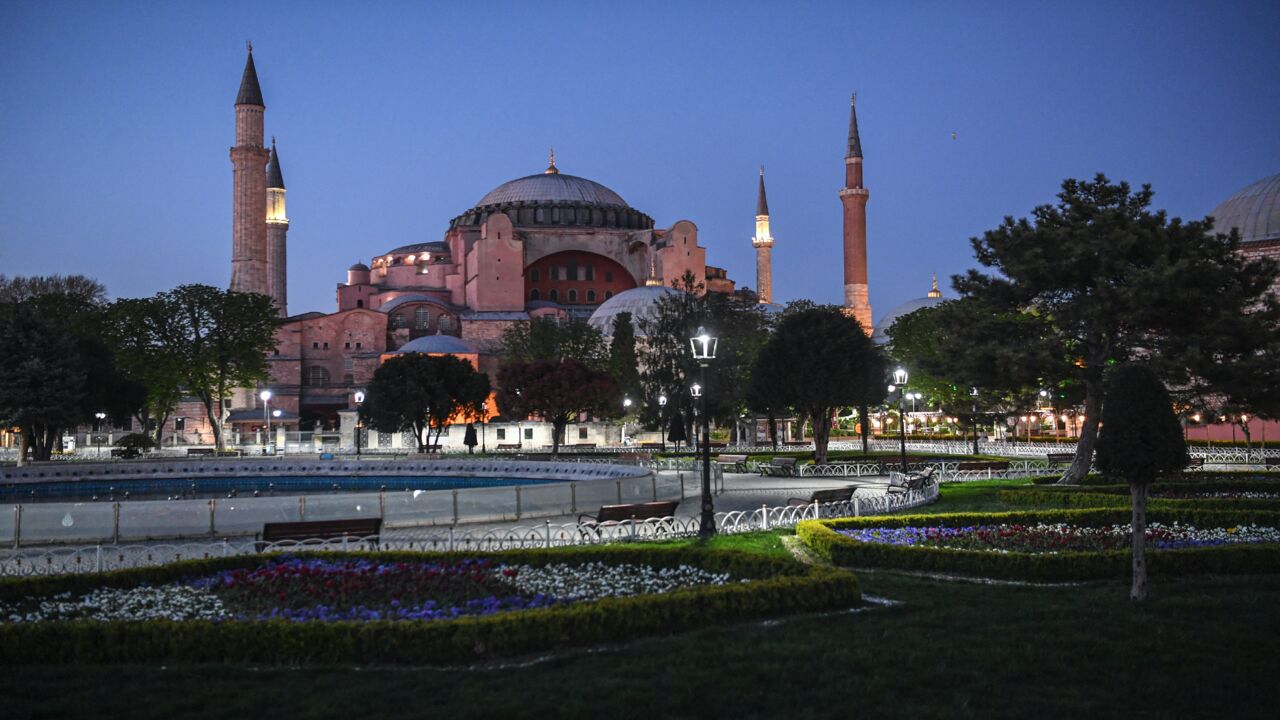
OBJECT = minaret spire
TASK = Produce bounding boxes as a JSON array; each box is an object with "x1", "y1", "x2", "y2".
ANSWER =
[
  {"x1": 236, "y1": 44, "x2": 265, "y2": 107},
  {"x1": 545, "y1": 146, "x2": 559, "y2": 174},
  {"x1": 645, "y1": 250, "x2": 663, "y2": 287},
  {"x1": 928, "y1": 272, "x2": 942, "y2": 299},
  {"x1": 846, "y1": 92, "x2": 862, "y2": 159},
  {"x1": 265, "y1": 138, "x2": 289, "y2": 317},
  {"x1": 752, "y1": 165, "x2": 775, "y2": 305},
  {"x1": 840, "y1": 91, "x2": 872, "y2": 334}
]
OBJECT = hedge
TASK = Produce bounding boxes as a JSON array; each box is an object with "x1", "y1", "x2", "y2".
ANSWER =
[
  {"x1": 1033, "y1": 470, "x2": 1280, "y2": 486},
  {"x1": 0, "y1": 546, "x2": 860, "y2": 666},
  {"x1": 796, "y1": 507, "x2": 1280, "y2": 582},
  {"x1": 999, "y1": 487, "x2": 1280, "y2": 511}
]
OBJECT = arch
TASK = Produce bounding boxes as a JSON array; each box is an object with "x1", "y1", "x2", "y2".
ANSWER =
[
  {"x1": 568, "y1": 289, "x2": 578, "y2": 303},
  {"x1": 586, "y1": 289, "x2": 597, "y2": 303},
  {"x1": 549, "y1": 289, "x2": 559, "y2": 302},
  {"x1": 530, "y1": 288, "x2": 541, "y2": 301}
]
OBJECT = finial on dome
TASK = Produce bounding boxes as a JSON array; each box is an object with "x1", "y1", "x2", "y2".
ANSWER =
[
  {"x1": 545, "y1": 146, "x2": 559, "y2": 174},
  {"x1": 247, "y1": 40, "x2": 253, "y2": 53},
  {"x1": 928, "y1": 272, "x2": 942, "y2": 298},
  {"x1": 645, "y1": 252, "x2": 662, "y2": 287}
]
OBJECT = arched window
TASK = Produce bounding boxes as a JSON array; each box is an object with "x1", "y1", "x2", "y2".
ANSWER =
[
  {"x1": 530, "y1": 288, "x2": 540, "y2": 301},
  {"x1": 605, "y1": 291, "x2": 614, "y2": 300},
  {"x1": 414, "y1": 307, "x2": 430, "y2": 330},
  {"x1": 356, "y1": 299, "x2": 364, "y2": 308},
  {"x1": 586, "y1": 290, "x2": 596, "y2": 303},
  {"x1": 530, "y1": 268, "x2": 540, "y2": 283},
  {"x1": 306, "y1": 366, "x2": 329, "y2": 387},
  {"x1": 438, "y1": 315, "x2": 454, "y2": 333},
  {"x1": 567, "y1": 289, "x2": 578, "y2": 303},
  {"x1": 548, "y1": 289, "x2": 559, "y2": 302},
  {"x1": 390, "y1": 312, "x2": 407, "y2": 329}
]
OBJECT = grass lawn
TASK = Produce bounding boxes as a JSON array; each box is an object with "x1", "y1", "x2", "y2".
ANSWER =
[{"x1": 3, "y1": 483, "x2": 1277, "y2": 719}]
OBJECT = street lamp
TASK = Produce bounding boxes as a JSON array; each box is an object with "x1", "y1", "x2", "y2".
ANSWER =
[
  {"x1": 970, "y1": 386, "x2": 980, "y2": 455},
  {"x1": 480, "y1": 399, "x2": 488, "y2": 454},
  {"x1": 658, "y1": 393, "x2": 668, "y2": 453},
  {"x1": 94, "y1": 412, "x2": 106, "y2": 458},
  {"x1": 353, "y1": 390, "x2": 366, "y2": 457},
  {"x1": 890, "y1": 367, "x2": 909, "y2": 475},
  {"x1": 689, "y1": 325, "x2": 717, "y2": 537},
  {"x1": 259, "y1": 390, "x2": 273, "y2": 455},
  {"x1": 622, "y1": 396, "x2": 633, "y2": 445}
]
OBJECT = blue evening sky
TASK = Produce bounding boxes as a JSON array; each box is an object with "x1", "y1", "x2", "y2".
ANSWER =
[{"x1": 1, "y1": 1, "x2": 1277, "y2": 323}]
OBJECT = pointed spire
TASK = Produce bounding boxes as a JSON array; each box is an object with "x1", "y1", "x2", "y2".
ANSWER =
[
  {"x1": 756, "y1": 165, "x2": 770, "y2": 216},
  {"x1": 846, "y1": 92, "x2": 862, "y2": 159},
  {"x1": 267, "y1": 137, "x2": 285, "y2": 189},
  {"x1": 236, "y1": 43, "x2": 265, "y2": 106},
  {"x1": 645, "y1": 252, "x2": 662, "y2": 287},
  {"x1": 928, "y1": 272, "x2": 942, "y2": 298},
  {"x1": 544, "y1": 146, "x2": 559, "y2": 174}
]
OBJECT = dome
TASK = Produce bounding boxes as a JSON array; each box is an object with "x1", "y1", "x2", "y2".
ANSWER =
[
  {"x1": 475, "y1": 173, "x2": 629, "y2": 209},
  {"x1": 587, "y1": 286, "x2": 683, "y2": 336},
  {"x1": 1210, "y1": 173, "x2": 1280, "y2": 244},
  {"x1": 393, "y1": 335, "x2": 476, "y2": 355},
  {"x1": 384, "y1": 241, "x2": 448, "y2": 257},
  {"x1": 872, "y1": 296, "x2": 946, "y2": 346},
  {"x1": 348, "y1": 262, "x2": 369, "y2": 271}
]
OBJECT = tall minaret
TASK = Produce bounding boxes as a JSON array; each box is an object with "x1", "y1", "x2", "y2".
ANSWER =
[
  {"x1": 840, "y1": 92, "x2": 872, "y2": 334},
  {"x1": 266, "y1": 138, "x2": 289, "y2": 316},
  {"x1": 752, "y1": 166, "x2": 775, "y2": 304},
  {"x1": 229, "y1": 43, "x2": 270, "y2": 297}
]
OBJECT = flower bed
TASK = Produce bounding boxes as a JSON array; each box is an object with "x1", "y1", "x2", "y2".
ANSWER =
[
  {"x1": 797, "y1": 508, "x2": 1280, "y2": 582},
  {"x1": 0, "y1": 546, "x2": 860, "y2": 665}
]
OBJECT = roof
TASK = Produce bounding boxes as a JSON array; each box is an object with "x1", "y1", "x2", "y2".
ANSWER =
[
  {"x1": 392, "y1": 335, "x2": 477, "y2": 355},
  {"x1": 587, "y1": 286, "x2": 683, "y2": 336},
  {"x1": 474, "y1": 172, "x2": 629, "y2": 208},
  {"x1": 846, "y1": 93, "x2": 862, "y2": 159},
  {"x1": 236, "y1": 51, "x2": 264, "y2": 106},
  {"x1": 266, "y1": 140, "x2": 284, "y2": 189},
  {"x1": 1210, "y1": 172, "x2": 1280, "y2": 244},
  {"x1": 348, "y1": 262, "x2": 369, "y2": 271},
  {"x1": 384, "y1": 241, "x2": 449, "y2": 256},
  {"x1": 757, "y1": 166, "x2": 770, "y2": 216}
]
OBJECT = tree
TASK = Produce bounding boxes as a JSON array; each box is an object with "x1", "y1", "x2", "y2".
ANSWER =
[
  {"x1": 607, "y1": 312, "x2": 642, "y2": 402},
  {"x1": 1095, "y1": 363, "x2": 1188, "y2": 601},
  {"x1": 925, "y1": 175, "x2": 1280, "y2": 483},
  {"x1": 361, "y1": 353, "x2": 490, "y2": 453},
  {"x1": 0, "y1": 303, "x2": 86, "y2": 464},
  {"x1": 751, "y1": 306, "x2": 884, "y2": 464},
  {"x1": 0, "y1": 274, "x2": 107, "y2": 305},
  {"x1": 666, "y1": 409, "x2": 689, "y2": 450},
  {"x1": 106, "y1": 297, "x2": 188, "y2": 445},
  {"x1": 497, "y1": 359, "x2": 620, "y2": 454},
  {"x1": 498, "y1": 316, "x2": 608, "y2": 369}
]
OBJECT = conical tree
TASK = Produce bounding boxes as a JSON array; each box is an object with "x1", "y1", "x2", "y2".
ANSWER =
[{"x1": 1095, "y1": 363, "x2": 1188, "y2": 601}]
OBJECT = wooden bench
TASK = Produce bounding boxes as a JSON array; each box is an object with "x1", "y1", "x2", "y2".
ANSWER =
[
  {"x1": 187, "y1": 447, "x2": 215, "y2": 457},
  {"x1": 787, "y1": 486, "x2": 856, "y2": 507},
  {"x1": 1046, "y1": 452, "x2": 1075, "y2": 465},
  {"x1": 496, "y1": 443, "x2": 521, "y2": 450},
  {"x1": 256, "y1": 518, "x2": 382, "y2": 552},
  {"x1": 888, "y1": 467, "x2": 935, "y2": 493},
  {"x1": 714, "y1": 454, "x2": 749, "y2": 472},
  {"x1": 639, "y1": 442, "x2": 664, "y2": 450},
  {"x1": 578, "y1": 500, "x2": 679, "y2": 525},
  {"x1": 1187, "y1": 456, "x2": 1205, "y2": 469},
  {"x1": 759, "y1": 457, "x2": 798, "y2": 477}
]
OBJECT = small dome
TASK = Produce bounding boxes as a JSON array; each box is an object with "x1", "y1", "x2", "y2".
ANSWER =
[
  {"x1": 1210, "y1": 173, "x2": 1280, "y2": 244},
  {"x1": 872, "y1": 296, "x2": 947, "y2": 346},
  {"x1": 587, "y1": 286, "x2": 683, "y2": 336},
  {"x1": 383, "y1": 241, "x2": 448, "y2": 257},
  {"x1": 394, "y1": 335, "x2": 476, "y2": 355},
  {"x1": 475, "y1": 173, "x2": 629, "y2": 209},
  {"x1": 348, "y1": 262, "x2": 369, "y2": 271}
]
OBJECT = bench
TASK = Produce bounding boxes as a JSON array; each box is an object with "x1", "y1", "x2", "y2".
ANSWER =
[
  {"x1": 787, "y1": 486, "x2": 857, "y2": 507},
  {"x1": 639, "y1": 442, "x2": 664, "y2": 450},
  {"x1": 578, "y1": 500, "x2": 679, "y2": 525},
  {"x1": 256, "y1": 518, "x2": 382, "y2": 552},
  {"x1": 1265, "y1": 456, "x2": 1280, "y2": 469},
  {"x1": 1046, "y1": 453, "x2": 1075, "y2": 465},
  {"x1": 1187, "y1": 457, "x2": 1205, "y2": 469},
  {"x1": 496, "y1": 444, "x2": 521, "y2": 450},
  {"x1": 574, "y1": 443, "x2": 598, "y2": 449},
  {"x1": 714, "y1": 454, "x2": 749, "y2": 473},
  {"x1": 759, "y1": 457, "x2": 798, "y2": 477},
  {"x1": 887, "y1": 467, "x2": 935, "y2": 493}
]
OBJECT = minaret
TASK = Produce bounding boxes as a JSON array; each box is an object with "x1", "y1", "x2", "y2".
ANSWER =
[
  {"x1": 927, "y1": 272, "x2": 942, "y2": 299},
  {"x1": 229, "y1": 43, "x2": 270, "y2": 298},
  {"x1": 840, "y1": 93, "x2": 872, "y2": 334},
  {"x1": 266, "y1": 138, "x2": 289, "y2": 316},
  {"x1": 752, "y1": 165, "x2": 774, "y2": 304}
]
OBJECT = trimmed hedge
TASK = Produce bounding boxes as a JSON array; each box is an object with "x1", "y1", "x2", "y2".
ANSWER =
[
  {"x1": 999, "y1": 487, "x2": 1280, "y2": 511},
  {"x1": 1033, "y1": 471, "x2": 1280, "y2": 486},
  {"x1": 796, "y1": 507, "x2": 1280, "y2": 582},
  {"x1": 0, "y1": 546, "x2": 860, "y2": 666}
]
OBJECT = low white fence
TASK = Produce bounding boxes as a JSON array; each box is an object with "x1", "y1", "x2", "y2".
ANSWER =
[{"x1": 0, "y1": 482, "x2": 940, "y2": 577}]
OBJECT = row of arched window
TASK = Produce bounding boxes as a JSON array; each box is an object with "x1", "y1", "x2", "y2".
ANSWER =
[
  {"x1": 389, "y1": 307, "x2": 454, "y2": 332},
  {"x1": 529, "y1": 288, "x2": 614, "y2": 304}
]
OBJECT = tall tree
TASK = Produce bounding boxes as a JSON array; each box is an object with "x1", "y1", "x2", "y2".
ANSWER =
[
  {"x1": 1095, "y1": 363, "x2": 1188, "y2": 601},
  {"x1": 498, "y1": 316, "x2": 608, "y2": 369},
  {"x1": 497, "y1": 359, "x2": 620, "y2": 454},
  {"x1": 105, "y1": 297, "x2": 187, "y2": 444},
  {"x1": 607, "y1": 312, "x2": 642, "y2": 403},
  {"x1": 0, "y1": 303, "x2": 86, "y2": 464},
  {"x1": 360, "y1": 353, "x2": 490, "y2": 453},
  {"x1": 751, "y1": 305, "x2": 884, "y2": 464},
  {"x1": 924, "y1": 175, "x2": 1279, "y2": 483}
]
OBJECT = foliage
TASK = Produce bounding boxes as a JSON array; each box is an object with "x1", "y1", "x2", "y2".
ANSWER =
[
  {"x1": 497, "y1": 359, "x2": 620, "y2": 454},
  {"x1": 607, "y1": 312, "x2": 642, "y2": 403},
  {"x1": 498, "y1": 316, "x2": 608, "y2": 370},
  {"x1": 361, "y1": 353, "x2": 489, "y2": 452},
  {"x1": 999, "y1": 488, "x2": 1280, "y2": 511},
  {"x1": 0, "y1": 274, "x2": 107, "y2": 305},
  {"x1": 1096, "y1": 363, "x2": 1189, "y2": 485},
  {"x1": 105, "y1": 297, "x2": 189, "y2": 443},
  {"x1": 0, "y1": 303, "x2": 86, "y2": 463}
]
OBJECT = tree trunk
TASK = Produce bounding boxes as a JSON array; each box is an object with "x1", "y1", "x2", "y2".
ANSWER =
[
  {"x1": 1130, "y1": 482, "x2": 1149, "y2": 601},
  {"x1": 858, "y1": 402, "x2": 870, "y2": 455},
  {"x1": 1058, "y1": 378, "x2": 1103, "y2": 485},
  {"x1": 16, "y1": 431, "x2": 29, "y2": 467},
  {"x1": 198, "y1": 394, "x2": 225, "y2": 452},
  {"x1": 551, "y1": 418, "x2": 565, "y2": 455},
  {"x1": 811, "y1": 410, "x2": 833, "y2": 465},
  {"x1": 768, "y1": 411, "x2": 778, "y2": 451}
]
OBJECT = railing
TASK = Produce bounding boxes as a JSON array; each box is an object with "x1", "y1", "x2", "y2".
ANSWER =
[{"x1": 0, "y1": 481, "x2": 940, "y2": 576}]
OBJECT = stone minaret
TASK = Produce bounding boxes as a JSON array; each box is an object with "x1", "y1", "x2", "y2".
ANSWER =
[
  {"x1": 266, "y1": 138, "x2": 289, "y2": 316},
  {"x1": 840, "y1": 93, "x2": 872, "y2": 334},
  {"x1": 229, "y1": 45, "x2": 270, "y2": 297},
  {"x1": 752, "y1": 165, "x2": 774, "y2": 304}
]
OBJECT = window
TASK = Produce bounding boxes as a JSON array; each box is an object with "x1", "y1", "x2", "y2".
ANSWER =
[
  {"x1": 343, "y1": 373, "x2": 354, "y2": 384},
  {"x1": 605, "y1": 271, "x2": 613, "y2": 282},
  {"x1": 567, "y1": 289, "x2": 577, "y2": 303},
  {"x1": 586, "y1": 290, "x2": 596, "y2": 303},
  {"x1": 605, "y1": 291, "x2": 614, "y2": 300},
  {"x1": 306, "y1": 366, "x2": 329, "y2": 387},
  {"x1": 584, "y1": 266, "x2": 595, "y2": 281},
  {"x1": 356, "y1": 299, "x2": 364, "y2": 308},
  {"x1": 345, "y1": 342, "x2": 351, "y2": 349},
  {"x1": 355, "y1": 342, "x2": 362, "y2": 349},
  {"x1": 530, "y1": 289, "x2": 541, "y2": 301},
  {"x1": 530, "y1": 268, "x2": 540, "y2": 283},
  {"x1": 496, "y1": 428, "x2": 507, "y2": 440},
  {"x1": 439, "y1": 315, "x2": 453, "y2": 332},
  {"x1": 312, "y1": 342, "x2": 319, "y2": 349},
  {"x1": 548, "y1": 289, "x2": 559, "y2": 302},
  {"x1": 523, "y1": 428, "x2": 533, "y2": 440},
  {"x1": 391, "y1": 313, "x2": 406, "y2": 329},
  {"x1": 414, "y1": 307, "x2": 430, "y2": 330},
  {"x1": 578, "y1": 427, "x2": 588, "y2": 440}
]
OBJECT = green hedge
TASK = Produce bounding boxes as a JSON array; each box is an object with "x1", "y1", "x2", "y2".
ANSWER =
[
  {"x1": 0, "y1": 546, "x2": 860, "y2": 666},
  {"x1": 999, "y1": 486, "x2": 1280, "y2": 511},
  {"x1": 1032, "y1": 471, "x2": 1280, "y2": 487},
  {"x1": 796, "y1": 507, "x2": 1280, "y2": 582}
]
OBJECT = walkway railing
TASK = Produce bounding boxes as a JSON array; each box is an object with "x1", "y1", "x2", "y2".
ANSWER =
[{"x1": 0, "y1": 481, "x2": 940, "y2": 577}]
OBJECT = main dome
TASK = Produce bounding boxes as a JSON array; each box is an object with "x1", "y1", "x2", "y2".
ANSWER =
[
  {"x1": 1210, "y1": 172, "x2": 1280, "y2": 244},
  {"x1": 475, "y1": 172, "x2": 630, "y2": 209}
]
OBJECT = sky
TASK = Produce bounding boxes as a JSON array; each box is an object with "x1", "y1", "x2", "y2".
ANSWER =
[{"x1": 1, "y1": 0, "x2": 1278, "y2": 323}]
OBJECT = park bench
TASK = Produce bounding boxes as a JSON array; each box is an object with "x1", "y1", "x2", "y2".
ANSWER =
[
  {"x1": 256, "y1": 518, "x2": 382, "y2": 552},
  {"x1": 759, "y1": 457, "x2": 798, "y2": 477},
  {"x1": 1046, "y1": 452, "x2": 1075, "y2": 465},
  {"x1": 496, "y1": 443, "x2": 521, "y2": 451},
  {"x1": 574, "y1": 443, "x2": 598, "y2": 449},
  {"x1": 639, "y1": 442, "x2": 664, "y2": 450},
  {"x1": 1264, "y1": 456, "x2": 1280, "y2": 469},
  {"x1": 187, "y1": 448, "x2": 215, "y2": 457},
  {"x1": 714, "y1": 454, "x2": 749, "y2": 472},
  {"x1": 787, "y1": 486, "x2": 857, "y2": 507},
  {"x1": 1187, "y1": 457, "x2": 1206, "y2": 469},
  {"x1": 888, "y1": 466, "x2": 936, "y2": 493},
  {"x1": 578, "y1": 500, "x2": 679, "y2": 525}
]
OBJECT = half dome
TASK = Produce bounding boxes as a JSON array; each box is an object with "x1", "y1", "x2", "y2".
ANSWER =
[
  {"x1": 393, "y1": 335, "x2": 476, "y2": 355},
  {"x1": 1210, "y1": 173, "x2": 1280, "y2": 244},
  {"x1": 587, "y1": 286, "x2": 683, "y2": 337},
  {"x1": 872, "y1": 296, "x2": 947, "y2": 346}
]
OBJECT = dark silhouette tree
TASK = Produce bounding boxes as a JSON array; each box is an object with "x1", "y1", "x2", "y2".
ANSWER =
[
  {"x1": 1095, "y1": 363, "x2": 1188, "y2": 601},
  {"x1": 497, "y1": 359, "x2": 620, "y2": 455},
  {"x1": 361, "y1": 353, "x2": 489, "y2": 453},
  {"x1": 607, "y1": 312, "x2": 642, "y2": 403}
]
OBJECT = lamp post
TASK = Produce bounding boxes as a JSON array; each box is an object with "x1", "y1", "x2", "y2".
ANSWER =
[
  {"x1": 94, "y1": 412, "x2": 106, "y2": 458},
  {"x1": 622, "y1": 396, "x2": 633, "y2": 445},
  {"x1": 690, "y1": 326, "x2": 718, "y2": 537},
  {"x1": 481, "y1": 400, "x2": 488, "y2": 454},
  {"x1": 658, "y1": 393, "x2": 668, "y2": 453},
  {"x1": 891, "y1": 367, "x2": 908, "y2": 475},
  {"x1": 259, "y1": 390, "x2": 273, "y2": 455},
  {"x1": 970, "y1": 387, "x2": 980, "y2": 455},
  {"x1": 353, "y1": 390, "x2": 365, "y2": 457}
]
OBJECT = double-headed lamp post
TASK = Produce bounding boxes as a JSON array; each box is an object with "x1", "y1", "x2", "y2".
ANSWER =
[
  {"x1": 94, "y1": 412, "x2": 106, "y2": 457},
  {"x1": 622, "y1": 396, "x2": 633, "y2": 445},
  {"x1": 889, "y1": 367, "x2": 909, "y2": 475},
  {"x1": 353, "y1": 390, "x2": 366, "y2": 457},
  {"x1": 970, "y1": 387, "x2": 980, "y2": 455},
  {"x1": 658, "y1": 394, "x2": 668, "y2": 453},
  {"x1": 259, "y1": 390, "x2": 273, "y2": 455},
  {"x1": 690, "y1": 326, "x2": 718, "y2": 537}
]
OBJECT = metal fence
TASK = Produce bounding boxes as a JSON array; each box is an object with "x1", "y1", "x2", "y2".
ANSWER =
[{"x1": 0, "y1": 481, "x2": 939, "y2": 577}]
